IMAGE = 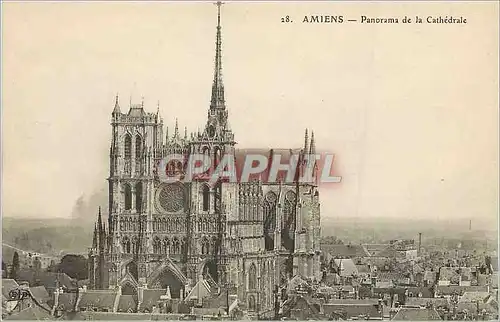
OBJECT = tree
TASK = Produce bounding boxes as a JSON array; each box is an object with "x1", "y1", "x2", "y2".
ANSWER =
[
  {"x1": 11, "y1": 252, "x2": 20, "y2": 279},
  {"x1": 58, "y1": 254, "x2": 88, "y2": 280},
  {"x1": 47, "y1": 260, "x2": 57, "y2": 272},
  {"x1": 33, "y1": 257, "x2": 42, "y2": 284}
]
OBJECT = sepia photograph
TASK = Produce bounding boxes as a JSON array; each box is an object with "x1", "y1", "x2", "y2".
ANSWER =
[{"x1": 1, "y1": 1, "x2": 498, "y2": 320}]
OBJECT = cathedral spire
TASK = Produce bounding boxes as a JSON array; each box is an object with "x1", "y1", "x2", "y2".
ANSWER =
[
  {"x1": 97, "y1": 206, "x2": 103, "y2": 251},
  {"x1": 92, "y1": 223, "x2": 97, "y2": 248},
  {"x1": 174, "y1": 118, "x2": 179, "y2": 137},
  {"x1": 113, "y1": 94, "x2": 121, "y2": 115},
  {"x1": 210, "y1": 1, "x2": 225, "y2": 110},
  {"x1": 97, "y1": 206, "x2": 102, "y2": 230},
  {"x1": 309, "y1": 131, "x2": 316, "y2": 154},
  {"x1": 304, "y1": 129, "x2": 309, "y2": 153}
]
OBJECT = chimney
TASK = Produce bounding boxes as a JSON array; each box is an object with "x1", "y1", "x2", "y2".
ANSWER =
[{"x1": 418, "y1": 233, "x2": 422, "y2": 256}]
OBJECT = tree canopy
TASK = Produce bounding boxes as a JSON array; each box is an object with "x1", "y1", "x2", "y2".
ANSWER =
[
  {"x1": 11, "y1": 252, "x2": 20, "y2": 279},
  {"x1": 57, "y1": 254, "x2": 88, "y2": 280}
]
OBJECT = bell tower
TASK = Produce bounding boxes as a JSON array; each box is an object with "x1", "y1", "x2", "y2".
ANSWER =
[{"x1": 107, "y1": 95, "x2": 163, "y2": 287}]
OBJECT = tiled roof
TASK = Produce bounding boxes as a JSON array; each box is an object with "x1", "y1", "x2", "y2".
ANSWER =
[
  {"x1": 283, "y1": 295, "x2": 320, "y2": 318},
  {"x1": 363, "y1": 244, "x2": 389, "y2": 257},
  {"x1": 56, "y1": 292, "x2": 78, "y2": 311},
  {"x1": 356, "y1": 264, "x2": 371, "y2": 274},
  {"x1": 404, "y1": 287, "x2": 434, "y2": 298},
  {"x1": 375, "y1": 281, "x2": 394, "y2": 288},
  {"x1": 323, "y1": 302, "x2": 381, "y2": 319},
  {"x1": 438, "y1": 267, "x2": 460, "y2": 283},
  {"x1": 456, "y1": 301, "x2": 498, "y2": 315},
  {"x1": 202, "y1": 288, "x2": 229, "y2": 308},
  {"x1": 377, "y1": 272, "x2": 406, "y2": 282},
  {"x1": 2, "y1": 279, "x2": 19, "y2": 299},
  {"x1": 69, "y1": 311, "x2": 184, "y2": 320},
  {"x1": 492, "y1": 272, "x2": 498, "y2": 288},
  {"x1": 491, "y1": 257, "x2": 498, "y2": 272},
  {"x1": 459, "y1": 267, "x2": 472, "y2": 281},
  {"x1": 365, "y1": 257, "x2": 392, "y2": 270},
  {"x1": 406, "y1": 297, "x2": 450, "y2": 309},
  {"x1": 139, "y1": 289, "x2": 165, "y2": 311},
  {"x1": 322, "y1": 273, "x2": 339, "y2": 286},
  {"x1": 317, "y1": 286, "x2": 336, "y2": 296},
  {"x1": 127, "y1": 107, "x2": 146, "y2": 117},
  {"x1": 424, "y1": 270, "x2": 437, "y2": 282},
  {"x1": 339, "y1": 285, "x2": 354, "y2": 292},
  {"x1": 192, "y1": 307, "x2": 225, "y2": 316},
  {"x1": 327, "y1": 299, "x2": 379, "y2": 305},
  {"x1": 391, "y1": 307, "x2": 442, "y2": 320},
  {"x1": 287, "y1": 275, "x2": 310, "y2": 293},
  {"x1": 435, "y1": 285, "x2": 488, "y2": 296},
  {"x1": 333, "y1": 259, "x2": 358, "y2": 277},
  {"x1": 3, "y1": 304, "x2": 53, "y2": 320},
  {"x1": 376, "y1": 247, "x2": 401, "y2": 259},
  {"x1": 412, "y1": 263, "x2": 424, "y2": 274},
  {"x1": 322, "y1": 244, "x2": 370, "y2": 258},
  {"x1": 29, "y1": 286, "x2": 50, "y2": 304},
  {"x1": 117, "y1": 295, "x2": 137, "y2": 313},
  {"x1": 185, "y1": 279, "x2": 212, "y2": 302},
  {"x1": 17, "y1": 269, "x2": 76, "y2": 290},
  {"x1": 372, "y1": 287, "x2": 432, "y2": 299},
  {"x1": 78, "y1": 290, "x2": 117, "y2": 310},
  {"x1": 458, "y1": 291, "x2": 491, "y2": 303},
  {"x1": 233, "y1": 148, "x2": 304, "y2": 182}
]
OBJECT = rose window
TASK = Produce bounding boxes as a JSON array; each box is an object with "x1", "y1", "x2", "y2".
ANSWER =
[{"x1": 158, "y1": 183, "x2": 184, "y2": 212}]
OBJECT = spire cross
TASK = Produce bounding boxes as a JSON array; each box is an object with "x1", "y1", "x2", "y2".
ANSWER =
[{"x1": 215, "y1": 1, "x2": 224, "y2": 27}]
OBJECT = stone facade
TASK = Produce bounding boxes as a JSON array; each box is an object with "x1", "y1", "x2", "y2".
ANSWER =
[{"x1": 88, "y1": 4, "x2": 322, "y2": 314}]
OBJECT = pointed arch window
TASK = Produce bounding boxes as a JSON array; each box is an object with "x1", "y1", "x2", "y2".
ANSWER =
[
  {"x1": 248, "y1": 295, "x2": 256, "y2": 311},
  {"x1": 172, "y1": 238, "x2": 180, "y2": 254},
  {"x1": 202, "y1": 185, "x2": 210, "y2": 212},
  {"x1": 124, "y1": 134, "x2": 132, "y2": 175},
  {"x1": 181, "y1": 238, "x2": 187, "y2": 254},
  {"x1": 201, "y1": 238, "x2": 208, "y2": 255},
  {"x1": 248, "y1": 263, "x2": 257, "y2": 290},
  {"x1": 211, "y1": 236, "x2": 218, "y2": 254},
  {"x1": 282, "y1": 191, "x2": 296, "y2": 230},
  {"x1": 124, "y1": 184, "x2": 132, "y2": 210},
  {"x1": 132, "y1": 237, "x2": 139, "y2": 254},
  {"x1": 135, "y1": 135, "x2": 142, "y2": 158},
  {"x1": 164, "y1": 238, "x2": 171, "y2": 254},
  {"x1": 202, "y1": 146, "x2": 210, "y2": 175},
  {"x1": 123, "y1": 237, "x2": 131, "y2": 254},
  {"x1": 214, "y1": 146, "x2": 221, "y2": 169},
  {"x1": 153, "y1": 237, "x2": 161, "y2": 254},
  {"x1": 263, "y1": 192, "x2": 277, "y2": 251},
  {"x1": 135, "y1": 182, "x2": 142, "y2": 213},
  {"x1": 124, "y1": 135, "x2": 132, "y2": 159},
  {"x1": 135, "y1": 135, "x2": 142, "y2": 175}
]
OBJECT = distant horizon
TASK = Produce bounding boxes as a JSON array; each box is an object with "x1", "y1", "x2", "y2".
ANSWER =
[{"x1": 3, "y1": 211, "x2": 496, "y2": 228}]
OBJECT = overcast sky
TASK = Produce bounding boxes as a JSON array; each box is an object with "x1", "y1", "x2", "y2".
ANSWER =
[{"x1": 2, "y1": 2, "x2": 498, "y2": 228}]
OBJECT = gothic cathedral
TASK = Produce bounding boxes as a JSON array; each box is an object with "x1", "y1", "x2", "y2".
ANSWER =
[{"x1": 88, "y1": 4, "x2": 322, "y2": 314}]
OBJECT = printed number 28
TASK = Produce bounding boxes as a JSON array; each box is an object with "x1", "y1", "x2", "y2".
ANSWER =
[{"x1": 281, "y1": 16, "x2": 292, "y2": 23}]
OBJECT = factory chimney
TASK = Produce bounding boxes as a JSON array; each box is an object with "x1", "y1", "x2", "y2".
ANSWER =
[{"x1": 418, "y1": 232, "x2": 422, "y2": 256}]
